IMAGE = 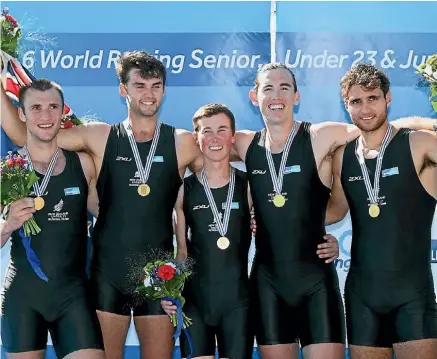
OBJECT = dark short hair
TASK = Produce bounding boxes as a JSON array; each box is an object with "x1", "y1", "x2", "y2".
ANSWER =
[
  {"x1": 19, "y1": 79, "x2": 64, "y2": 113},
  {"x1": 192, "y1": 103, "x2": 236, "y2": 134},
  {"x1": 115, "y1": 50, "x2": 167, "y2": 86},
  {"x1": 253, "y1": 62, "x2": 298, "y2": 92},
  {"x1": 340, "y1": 63, "x2": 390, "y2": 101}
]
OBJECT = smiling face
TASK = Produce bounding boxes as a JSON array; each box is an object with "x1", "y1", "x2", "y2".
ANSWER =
[
  {"x1": 120, "y1": 68, "x2": 165, "y2": 118},
  {"x1": 19, "y1": 88, "x2": 63, "y2": 143},
  {"x1": 345, "y1": 85, "x2": 391, "y2": 132},
  {"x1": 194, "y1": 113, "x2": 235, "y2": 163},
  {"x1": 249, "y1": 68, "x2": 300, "y2": 125}
]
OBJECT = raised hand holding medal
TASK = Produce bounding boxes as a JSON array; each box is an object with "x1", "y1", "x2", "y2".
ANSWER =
[
  {"x1": 23, "y1": 145, "x2": 60, "y2": 210},
  {"x1": 355, "y1": 124, "x2": 393, "y2": 218},
  {"x1": 201, "y1": 166, "x2": 236, "y2": 250},
  {"x1": 123, "y1": 119, "x2": 161, "y2": 197},
  {"x1": 265, "y1": 120, "x2": 298, "y2": 207}
]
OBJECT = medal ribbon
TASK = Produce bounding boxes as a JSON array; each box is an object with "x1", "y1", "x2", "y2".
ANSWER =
[
  {"x1": 122, "y1": 120, "x2": 162, "y2": 185},
  {"x1": 23, "y1": 145, "x2": 59, "y2": 197},
  {"x1": 265, "y1": 120, "x2": 298, "y2": 195},
  {"x1": 200, "y1": 167, "x2": 235, "y2": 237},
  {"x1": 355, "y1": 124, "x2": 393, "y2": 205},
  {"x1": 20, "y1": 145, "x2": 59, "y2": 282}
]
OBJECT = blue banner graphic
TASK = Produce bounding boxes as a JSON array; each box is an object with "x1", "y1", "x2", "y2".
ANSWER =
[
  {"x1": 277, "y1": 32, "x2": 437, "y2": 86},
  {"x1": 20, "y1": 33, "x2": 271, "y2": 86}
]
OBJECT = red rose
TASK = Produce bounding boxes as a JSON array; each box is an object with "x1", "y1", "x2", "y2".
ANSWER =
[
  {"x1": 5, "y1": 14, "x2": 17, "y2": 27},
  {"x1": 6, "y1": 159, "x2": 14, "y2": 167},
  {"x1": 15, "y1": 157, "x2": 25, "y2": 166},
  {"x1": 157, "y1": 264, "x2": 176, "y2": 281},
  {"x1": 63, "y1": 121, "x2": 74, "y2": 129}
]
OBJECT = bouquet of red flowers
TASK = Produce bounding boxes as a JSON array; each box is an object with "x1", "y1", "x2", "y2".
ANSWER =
[
  {"x1": 137, "y1": 257, "x2": 193, "y2": 329},
  {"x1": 0, "y1": 151, "x2": 40, "y2": 236},
  {"x1": 0, "y1": 7, "x2": 21, "y2": 58},
  {"x1": 135, "y1": 254, "x2": 194, "y2": 358},
  {"x1": 1, "y1": 7, "x2": 96, "y2": 129}
]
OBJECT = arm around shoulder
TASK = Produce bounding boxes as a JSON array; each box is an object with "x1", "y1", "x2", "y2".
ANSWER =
[
  {"x1": 234, "y1": 130, "x2": 256, "y2": 162},
  {"x1": 391, "y1": 116, "x2": 437, "y2": 132},
  {"x1": 57, "y1": 121, "x2": 110, "y2": 156},
  {"x1": 311, "y1": 121, "x2": 360, "y2": 153},
  {"x1": 175, "y1": 128, "x2": 203, "y2": 174}
]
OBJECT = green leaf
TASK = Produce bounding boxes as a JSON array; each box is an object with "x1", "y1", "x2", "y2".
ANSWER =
[
  {"x1": 27, "y1": 171, "x2": 40, "y2": 190},
  {"x1": 0, "y1": 180, "x2": 14, "y2": 204}
]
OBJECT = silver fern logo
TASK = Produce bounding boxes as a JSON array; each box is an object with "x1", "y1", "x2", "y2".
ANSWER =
[
  {"x1": 48, "y1": 199, "x2": 69, "y2": 221},
  {"x1": 53, "y1": 200, "x2": 64, "y2": 212}
]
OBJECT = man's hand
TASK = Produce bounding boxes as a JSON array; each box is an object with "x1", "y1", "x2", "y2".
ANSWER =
[
  {"x1": 5, "y1": 198, "x2": 36, "y2": 233},
  {"x1": 161, "y1": 300, "x2": 177, "y2": 316},
  {"x1": 317, "y1": 234, "x2": 339, "y2": 263}
]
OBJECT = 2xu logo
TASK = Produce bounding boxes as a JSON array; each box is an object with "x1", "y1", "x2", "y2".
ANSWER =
[
  {"x1": 193, "y1": 204, "x2": 210, "y2": 210},
  {"x1": 252, "y1": 170, "x2": 266, "y2": 175}
]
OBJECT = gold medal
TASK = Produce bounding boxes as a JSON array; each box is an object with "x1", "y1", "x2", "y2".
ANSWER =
[
  {"x1": 369, "y1": 204, "x2": 380, "y2": 218},
  {"x1": 137, "y1": 184, "x2": 150, "y2": 197},
  {"x1": 34, "y1": 197, "x2": 45, "y2": 210},
  {"x1": 272, "y1": 194, "x2": 286, "y2": 207},
  {"x1": 217, "y1": 236, "x2": 230, "y2": 250}
]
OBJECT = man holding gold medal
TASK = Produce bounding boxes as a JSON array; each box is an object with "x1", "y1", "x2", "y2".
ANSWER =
[
  {"x1": 1, "y1": 79, "x2": 104, "y2": 358},
  {"x1": 1, "y1": 51, "x2": 202, "y2": 359},
  {"x1": 326, "y1": 63, "x2": 437, "y2": 359}
]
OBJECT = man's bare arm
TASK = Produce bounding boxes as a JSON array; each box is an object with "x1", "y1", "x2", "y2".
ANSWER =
[
  {"x1": 391, "y1": 116, "x2": 436, "y2": 133},
  {"x1": 78, "y1": 151, "x2": 99, "y2": 218},
  {"x1": 1, "y1": 83, "x2": 27, "y2": 146},
  {"x1": 175, "y1": 129, "x2": 203, "y2": 175},
  {"x1": 410, "y1": 130, "x2": 437, "y2": 167},
  {"x1": 1, "y1": 81, "x2": 110, "y2": 155},
  {"x1": 312, "y1": 117, "x2": 437, "y2": 159},
  {"x1": 326, "y1": 145, "x2": 350, "y2": 225},
  {"x1": 234, "y1": 130, "x2": 256, "y2": 162},
  {"x1": 56, "y1": 122, "x2": 110, "y2": 156},
  {"x1": 174, "y1": 184, "x2": 188, "y2": 261}
]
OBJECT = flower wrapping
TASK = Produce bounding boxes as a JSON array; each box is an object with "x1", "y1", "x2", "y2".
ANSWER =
[{"x1": 0, "y1": 151, "x2": 40, "y2": 236}]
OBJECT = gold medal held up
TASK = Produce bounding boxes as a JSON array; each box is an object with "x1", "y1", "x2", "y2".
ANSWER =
[
  {"x1": 368, "y1": 204, "x2": 380, "y2": 218},
  {"x1": 273, "y1": 194, "x2": 286, "y2": 208},
  {"x1": 34, "y1": 197, "x2": 45, "y2": 210},
  {"x1": 217, "y1": 236, "x2": 230, "y2": 250},
  {"x1": 138, "y1": 184, "x2": 150, "y2": 197}
]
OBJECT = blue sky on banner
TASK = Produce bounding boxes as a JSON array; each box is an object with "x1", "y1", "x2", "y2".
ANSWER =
[{"x1": 275, "y1": 1, "x2": 437, "y2": 124}]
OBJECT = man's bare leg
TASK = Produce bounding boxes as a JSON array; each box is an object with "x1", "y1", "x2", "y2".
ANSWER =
[
  {"x1": 394, "y1": 338, "x2": 437, "y2": 359},
  {"x1": 134, "y1": 314, "x2": 174, "y2": 359},
  {"x1": 96, "y1": 310, "x2": 131, "y2": 359},
  {"x1": 6, "y1": 350, "x2": 45, "y2": 359},
  {"x1": 349, "y1": 345, "x2": 393, "y2": 359},
  {"x1": 258, "y1": 343, "x2": 299, "y2": 359},
  {"x1": 302, "y1": 343, "x2": 345, "y2": 359}
]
